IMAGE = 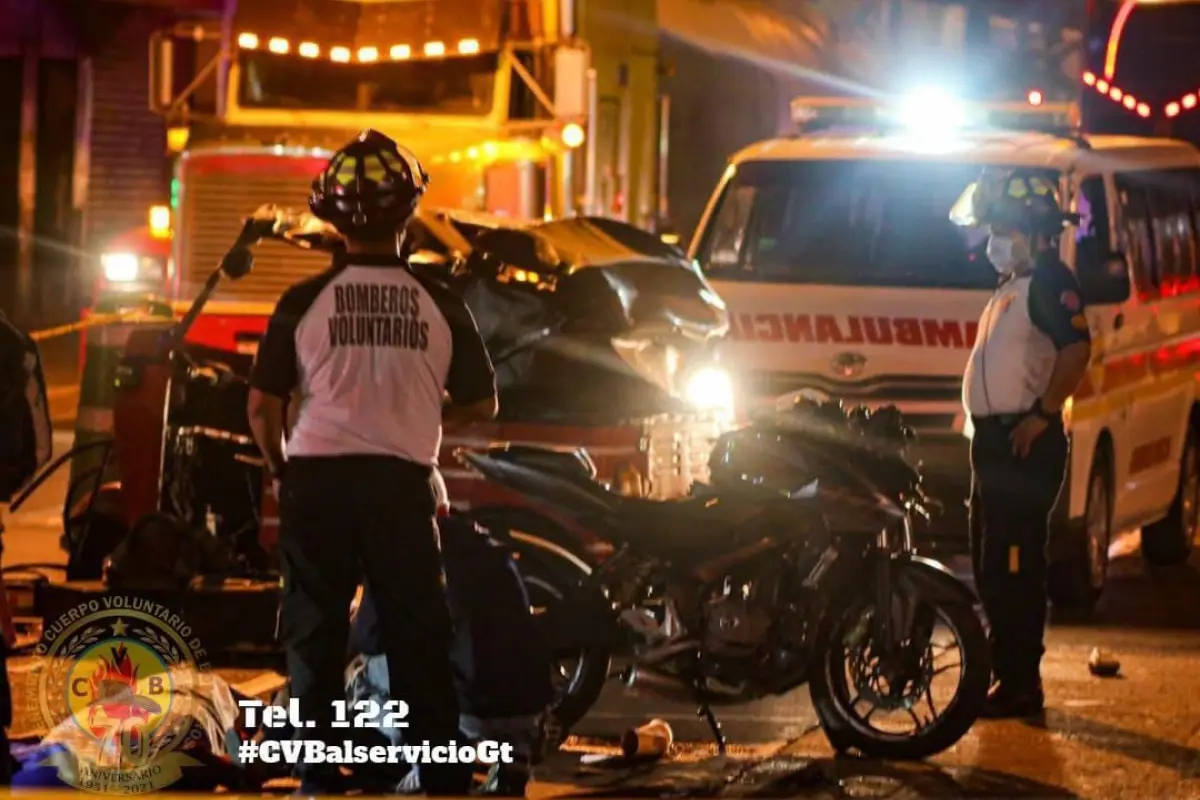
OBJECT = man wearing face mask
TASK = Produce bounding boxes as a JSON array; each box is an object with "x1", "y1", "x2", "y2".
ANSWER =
[{"x1": 961, "y1": 189, "x2": 1092, "y2": 719}]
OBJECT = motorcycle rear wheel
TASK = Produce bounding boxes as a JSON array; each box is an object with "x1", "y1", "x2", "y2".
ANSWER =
[{"x1": 810, "y1": 592, "x2": 990, "y2": 760}]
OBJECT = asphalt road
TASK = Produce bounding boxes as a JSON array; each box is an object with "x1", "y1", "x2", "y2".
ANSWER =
[{"x1": 8, "y1": 376, "x2": 1200, "y2": 797}]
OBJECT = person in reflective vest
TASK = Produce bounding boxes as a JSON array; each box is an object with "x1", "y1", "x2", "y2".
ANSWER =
[{"x1": 961, "y1": 184, "x2": 1092, "y2": 719}]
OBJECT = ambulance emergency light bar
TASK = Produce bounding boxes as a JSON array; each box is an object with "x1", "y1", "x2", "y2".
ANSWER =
[{"x1": 790, "y1": 90, "x2": 1080, "y2": 136}]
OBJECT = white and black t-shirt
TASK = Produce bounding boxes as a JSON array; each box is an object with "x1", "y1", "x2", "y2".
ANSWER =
[{"x1": 249, "y1": 253, "x2": 495, "y2": 465}]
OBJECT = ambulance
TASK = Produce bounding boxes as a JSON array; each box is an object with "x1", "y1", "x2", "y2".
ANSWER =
[{"x1": 690, "y1": 91, "x2": 1200, "y2": 611}]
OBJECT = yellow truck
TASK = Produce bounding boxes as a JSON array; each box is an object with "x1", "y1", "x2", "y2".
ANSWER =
[{"x1": 86, "y1": 0, "x2": 830, "y2": 322}]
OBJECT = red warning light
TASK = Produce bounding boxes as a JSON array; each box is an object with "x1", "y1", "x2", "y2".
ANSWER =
[{"x1": 1027, "y1": 89, "x2": 1044, "y2": 106}]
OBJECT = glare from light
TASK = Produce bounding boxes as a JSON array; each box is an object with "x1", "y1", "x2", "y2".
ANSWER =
[
  {"x1": 299, "y1": 42, "x2": 320, "y2": 58},
  {"x1": 1137, "y1": 103, "x2": 1151, "y2": 118},
  {"x1": 390, "y1": 44, "x2": 411, "y2": 60},
  {"x1": 1083, "y1": 71, "x2": 1096, "y2": 86},
  {"x1": 358, "y1": 46, "x2": 379, "y2": 63},
  {"x1": 166, "y1": 126, "x2": 189, "y2": 153},
  {"x1": 237, "y1": 32, "x2": 259, "y2": 49},
  {"x1": 268, "y1": 37, "x2": 289, "y2": 54},
  {"x1": 561, "y1": 122, "x2": 585, "y2": 148},
  {"x1": 101, "y1": 252, "x2": 139, "y2": 283},
  {"x1": 1027, "y1": 89, "x2": 1043, "y2": 106},
  {"x1": 1185, "y1": 94, "x2": 1198, "y2": 110},
  {"x1": 1123, "y1": 95, "x2": 1136, "y2": 110},
  {"x1": 1167, "y1": 102, "x2": 1181, "y2": 118},
  {"x1": 1096, "y1": 79, "x2": 1110, "y2": 93},
  {"x1": 684, "y1": 367, "x2": 735, "y2": 416},
  {"x1": 457, "y1": 38, "x2": 480, "y2": 55},
  {"x1": 466, "y1": 146, "x2": 479, "y2": 159},
  {"x1": 482, "y1": 141, "x2": 499, "y2": 158},
  {"x1": 424, "y1": 41, "x2": 446, "y2": 57},
  {"x1": 1109, "y1": 87, "x2": 1123, "y2": 101},
  {"x1": 148, "y1": 205, "x2": 171, "y2": 238},
  {"x1": 330, "y1": 46, "x2": 351, "y2": 63},
  {"x1": 894, "y1": 87, "x2": 967, "y2": 133}
]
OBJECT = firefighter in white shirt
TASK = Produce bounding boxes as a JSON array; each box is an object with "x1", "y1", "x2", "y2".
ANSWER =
[
  {"x1": 961, "y1": 181, "x2": 1092, "y2": 719},
  {"x1": 246, "y1": 130, "x2": 497, "y2": 795}
]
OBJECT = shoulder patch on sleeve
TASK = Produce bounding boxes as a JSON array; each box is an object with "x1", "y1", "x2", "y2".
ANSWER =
[{"x1": 1060, "y1": 289, "x2": 1081, "y2": 313}]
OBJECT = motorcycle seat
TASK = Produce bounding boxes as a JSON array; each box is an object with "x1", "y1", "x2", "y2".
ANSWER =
[
  {"x1": 478, "y1": 444, "x2": 598, "y2": 484},
  {"x1": 608, "y1": 492, "x2": 762, "y2": 560}
]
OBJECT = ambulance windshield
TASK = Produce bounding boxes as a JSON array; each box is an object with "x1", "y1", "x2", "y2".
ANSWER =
[{"x1": 696, "y1": 160, "x2": 1057, "y2": 290}]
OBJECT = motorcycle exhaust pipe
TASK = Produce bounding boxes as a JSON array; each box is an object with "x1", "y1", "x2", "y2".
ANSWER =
[{"x1": 621, "y1": 665, "x2": 697, "y2": 704}]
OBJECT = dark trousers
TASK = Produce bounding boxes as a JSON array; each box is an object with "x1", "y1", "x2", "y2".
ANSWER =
[
  {"x1": 0, "y1": 640, "x2": 10, "y2": 784},
  {"x1": 969, "y1": 415, "x2": 1068, "y2": 691},
  {"x1": 278, "y1": 455, "x2": 468, "y2": 795}
]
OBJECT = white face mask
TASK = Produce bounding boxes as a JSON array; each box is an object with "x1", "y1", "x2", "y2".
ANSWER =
[{"x1": 986, "y1": 234, "x2": 1029, "y2": 274}]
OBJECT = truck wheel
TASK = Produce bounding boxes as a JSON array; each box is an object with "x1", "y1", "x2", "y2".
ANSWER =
[
  {"x1": 1048, "y1": 452, "x2": 1111, "y2": 613},
  {"x1": 1142, "y1": 425, "x2": 1199, "y2": 567}
]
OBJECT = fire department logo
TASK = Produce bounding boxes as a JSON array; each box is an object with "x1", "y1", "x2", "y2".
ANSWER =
[{"x1": 26, "y1": 599, "x2": 213, "y2": 794}]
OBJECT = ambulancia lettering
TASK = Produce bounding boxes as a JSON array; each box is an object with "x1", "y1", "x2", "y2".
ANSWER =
[{"x1": 729, "y1": 313, "x2": 979, "y2": 348}]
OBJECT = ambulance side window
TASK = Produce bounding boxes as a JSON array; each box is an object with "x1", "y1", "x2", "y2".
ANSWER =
[
  {"x1": 1114, "y1": 175, "x2": 1158, "y2": 292},
  {"x1": 1074, "y1": 176, "x2": 1110, "y2": 278},
  {"x1": 1140, "y1": 172, "x2": 1194, "y2": 290}
]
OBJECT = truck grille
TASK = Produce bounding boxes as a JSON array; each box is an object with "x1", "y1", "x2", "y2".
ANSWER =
[{"x1": 178, "y1": 154, "x2": 331, "y2": 302}]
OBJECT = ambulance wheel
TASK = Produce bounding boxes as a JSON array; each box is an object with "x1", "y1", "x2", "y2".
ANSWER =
[
  {"x1": 1048, "y1": 452, "x2": 1111, "y2": 613},
  {"x1": 1142, "y1": 426, "x2": 1199, "y2": 567}
]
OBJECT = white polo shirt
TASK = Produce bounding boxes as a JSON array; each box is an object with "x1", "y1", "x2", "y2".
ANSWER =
[
  {"x1": 249, "y1": 253, "x2": 495, "y2": 465},
  {"x1": 962, "y1": 255, "x2": 1091, "y2": 419}
]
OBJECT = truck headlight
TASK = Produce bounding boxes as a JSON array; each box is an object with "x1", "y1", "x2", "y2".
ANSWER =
[
  {"x1": 101, "y1": 252, "x2": 140, "y2": 282},
  {"x1": 100, "y1": 252, "x2": 166, "y2": 286},
  {"x1": 684, "y1": 366, "x2": 734, "y2": 416}
]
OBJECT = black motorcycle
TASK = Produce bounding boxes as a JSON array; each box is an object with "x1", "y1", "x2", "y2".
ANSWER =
[{"x1": 458, "y1": 400, "x2": 990, "y2": 759}]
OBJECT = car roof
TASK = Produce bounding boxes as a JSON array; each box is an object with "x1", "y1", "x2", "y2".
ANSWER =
[{"x1": 731, "y1": 130, "x2": 1200, "y2": 172}]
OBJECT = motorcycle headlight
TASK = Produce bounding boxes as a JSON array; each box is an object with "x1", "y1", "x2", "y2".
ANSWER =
[{"x1": 684, "y1": 366, "x2": 735, "y2": 417}]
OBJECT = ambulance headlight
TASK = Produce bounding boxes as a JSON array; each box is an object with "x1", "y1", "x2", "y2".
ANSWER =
[
  {"x1": 101, "y1": 252, "x2": 140, "y2": 282},
  {"x1": 684, "y1": 367, "x2": 734, "y2": 416},
  {"x1": 895, "y1": 87, "x2": 967, "y2": 132}
]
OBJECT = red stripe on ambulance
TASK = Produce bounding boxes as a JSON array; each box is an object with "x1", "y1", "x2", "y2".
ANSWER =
[{"x1": 730, "y1": 314, "x2": 979, "y2": 349}]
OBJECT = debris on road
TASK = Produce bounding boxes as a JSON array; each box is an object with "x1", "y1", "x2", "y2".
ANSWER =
[
  {"x1": 1088, "y1": 647, "x2": 1121, "y2": 677},
  {"x1": 621, "y1": 718, "x2": 674, "y2": 760}
]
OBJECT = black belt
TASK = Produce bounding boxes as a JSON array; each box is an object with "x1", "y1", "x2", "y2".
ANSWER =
[{"x1": 971, "y1": 412, "x2": 1028, "y2": 427}]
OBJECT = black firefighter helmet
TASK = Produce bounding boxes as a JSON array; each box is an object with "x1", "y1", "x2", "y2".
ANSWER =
[
  {"x1": 309, "y1": 129, "x2": 430, "y2": 238},
  {"x1": 950, "y1": 167, "x2": 1076, "y2": 240}
]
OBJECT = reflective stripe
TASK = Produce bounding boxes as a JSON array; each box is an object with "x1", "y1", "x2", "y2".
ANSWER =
[
  {"x1": 262, "y1": 516, "x2": 280, "y2": 526},
  {"x1": 75, "y1": 406, "x2": 115, "y2": 433}
]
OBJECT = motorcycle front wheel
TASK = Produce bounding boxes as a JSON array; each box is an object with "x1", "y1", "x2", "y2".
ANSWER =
[{"x1": 809, "y1": 588, "x2": 990, "y2": 759}]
